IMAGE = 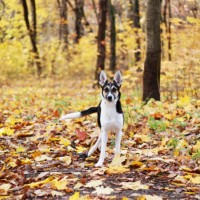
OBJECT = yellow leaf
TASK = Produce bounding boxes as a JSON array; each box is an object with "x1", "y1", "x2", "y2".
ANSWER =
[
  {"x1": 20, "y1": 158, "x2": 32, "y2": 164},
  {"x1": 5, "y1": 116, "x2": 23, "y2": 126},
  {"x1": 122, "y1": 197, "x2": 129, "y2": 200},
  {"x1": 178, "y1": 96, "x2": 190, "y2": 106},
  {"x1": 139, "y1": 195, "x2": 162, "y2": 200},
  {"x1": 51, "y1": 177, "x2": 68, "y2": 190},
  {"x1": 0, "y1": 196, "x2": 10, "y2": 199},
  {"x1": 25, "y1": 176, "x2": 53, "y2": 188},
  {"x1": 69, "y1": 192, "x2": 80, "y2": 200},
  {"x1": 76, "y1": 146, "x2": 87, "y2": 153},
  {"x1": 178, "y1": 139, "x2": 188, "y2": 148},
  {"x1": 131, "y1": 161, "x2": 143, "y2": 168},
  {"x1": 106, "y1": 166, "x2": 130, "y2": 175},
  {"x1": 110, "y1": 154, "x2": 127, "y2": 166},
  {"x1": 186, "y1": 17, "x2": 200, "y2": 25},
  {"x1": 170, "y1": 17, "x2": 183, "y2": 25},
  {"x1": 16, "y1": 145, "x2": 26, "y2": 153},
  {"x1": 0, "y1": 165, "x2": 5, "y2": 176},
  {"x1": 8, "y1": 158, "x2": 17, "y2": 168},
  {"x1": 60, "y1": 138, "x2": 70, "y2": 147},
  {"x1": 184, "y1": 174, "x2": 200, "y2": 184},
  {"x1": 173, "y1": 149, "x2": 180, "y2": 156},
  {"x1": 134, "y1": 134, "x2": 150, "y2": 142},
  {"x1": 0, "y1": 127, "x2": 14, "y2": 136},
  {"x1": 176, "y1": 117, "x2": 185, "y2": 122},
  {"x1": 192, "y1": 141, "x2": 200, "y2": 152},
  {"x1": 121, "y1": 181, "x2": 149, "y2": 190}
]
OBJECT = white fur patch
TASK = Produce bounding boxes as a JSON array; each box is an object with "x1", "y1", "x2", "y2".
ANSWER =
[{"x1": 59, "y1": 112, "x2": 81, "y2": 120}]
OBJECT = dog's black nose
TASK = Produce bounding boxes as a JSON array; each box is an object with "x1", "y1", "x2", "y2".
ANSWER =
[{"x1": 107, "y1": 96, "x2": 112, "y2": 101}]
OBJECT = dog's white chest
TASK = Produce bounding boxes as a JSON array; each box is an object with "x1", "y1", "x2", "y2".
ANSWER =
[{"x1": 100, "y1": 100, "x2": 123, "y2": 132}]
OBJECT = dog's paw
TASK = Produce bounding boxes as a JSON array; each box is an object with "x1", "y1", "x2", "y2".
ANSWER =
[
  {"x1": 78, "y1": 152, "x2": 88, "y2": 160},
  {"x1": 95, "y1": 162, "x2": 103, "y2": 167}
]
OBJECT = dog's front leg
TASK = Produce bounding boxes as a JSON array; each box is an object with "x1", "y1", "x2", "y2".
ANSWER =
[
  {"x1": 95, "y1": 129, "x2": 108, "y2": 167},
  {"x1": 115, "y1": 130, "x2": 123, "y2": 155}
]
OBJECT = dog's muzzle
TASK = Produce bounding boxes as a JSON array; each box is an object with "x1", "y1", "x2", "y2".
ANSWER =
[{"x1": 107, "y1": 96, "x2": 113, "y2": 102}]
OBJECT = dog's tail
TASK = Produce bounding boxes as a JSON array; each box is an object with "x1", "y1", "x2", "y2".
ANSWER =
[{"x1": 59, "y1": 107, "x2": 98, "y2": 121}]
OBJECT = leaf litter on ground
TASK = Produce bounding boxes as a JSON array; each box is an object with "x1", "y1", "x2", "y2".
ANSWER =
[{"x1": 0, "y1": 78, "x2": 199, "y2": 199}]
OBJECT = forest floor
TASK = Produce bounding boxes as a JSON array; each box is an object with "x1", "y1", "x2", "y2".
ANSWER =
[{"x1": 0, "y1": 78, "x2": 199, "y2": 200}]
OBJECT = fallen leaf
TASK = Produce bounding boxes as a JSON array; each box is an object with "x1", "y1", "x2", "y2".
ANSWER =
[
  {"x1": 60, "y1": 138, "x2": 70, "y2": 147},
  {"x1": 130, "y1": 161, "x2": 143, "y2": 168},
  {"x1": 106, "y1": 166, "x2": 130, "y2": 174},
  {"x1": 0, "y1": 127, "x2": 14, "y2": 136},
  {"x1": 16, "y1": 145, "x2": 26, "y2": 153},
  {"x1": 0, "y1": 183, "x2": 11, "y2": 195},
  {"x1": 51, "y1": 190, "x2": 64, "y2": 197},
  {"x1": 51, "y1": 177, "x2": 68, "y2": 190},
  {"x1": 76, "y1": 128, "x2": 87, "y2": 141},
  {"x1": 121, "y1": 181, "x2": 149, "y2": 190},
  {"x1": 139, "y1": 195, "x2": 163, "y2": 200},
  {"x1": 34, "y1": 189, "x2": 48, "y2": 196},
  {"x1": 110, "y1": 154, "x2": 127, "y2": 166},
  {"x1": 85, "y1": 180, "x2": 103, "y2": 188},
  {"x1": 58, "y1": 156, "x2": 71, "y2": 165},
  {"x1": 35, "y1": 155, "x2": 52, "y2": 161},
  {"x1": 69, "y1": 192, "x2": 80, "y2": 200},
  {"x1": 25, "y1": 176, "x2": 53, "y2": 188},
  {"x1": 92, "y1": 186, "x2": 114, "y2": 195}
]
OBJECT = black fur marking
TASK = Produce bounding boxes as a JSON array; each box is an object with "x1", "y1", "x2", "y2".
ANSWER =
[
  {"x1": 116, "y1": 92, "x2": 123, "y2": 114},
  {"x1": 113, "y1": 80, "x2": 121, "y2": 89},
  {"x1": 116, "y1": 100, "x2": 123, "y2": 114},
  {"x1": 81, "y1": 107, "x2": 98, "y2": 116},
  {"x1": 97, "y1": 101, "x2": 101, "y2": 128}
]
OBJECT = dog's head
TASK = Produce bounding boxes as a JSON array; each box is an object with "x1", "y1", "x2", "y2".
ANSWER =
[{"x1": 99, "y1": 71, "x2": 122, "y2": 102}]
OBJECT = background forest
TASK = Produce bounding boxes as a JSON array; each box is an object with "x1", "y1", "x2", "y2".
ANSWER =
[
  {"x1": 1, "y1": 0, "x2": 200, "y2": 99},
  {"x1": 0, "y1": 0, "x2": 200, "y2": 199}
]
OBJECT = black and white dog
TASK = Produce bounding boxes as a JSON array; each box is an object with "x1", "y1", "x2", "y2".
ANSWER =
[{"x1": 59, "y1": 71, "x2": 123, "y2": 167}]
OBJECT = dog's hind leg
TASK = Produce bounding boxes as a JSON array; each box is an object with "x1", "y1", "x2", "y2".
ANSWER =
[
  {"x1": 115, "y1": 130, "x2": 123, "y2": 155},
  {"x1": 87, "y1": 134, "x2": 101, "y2": 157},
  {"x1": 95, "y1": 130, "x2": 108, "y2": 167}
]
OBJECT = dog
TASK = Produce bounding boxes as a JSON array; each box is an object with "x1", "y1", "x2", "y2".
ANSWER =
[{"x1": 59, "y1": 71, "x2": 123, "y2": 167}]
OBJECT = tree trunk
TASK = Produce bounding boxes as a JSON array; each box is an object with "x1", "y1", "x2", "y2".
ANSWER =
[
  {"x1": 74, "y1": 0, "x2": 84, "y2": 43},
  {"x1": 95, "y1": 0, "x2": 107, "y2": 80},
  {"x1": 162, "y1": 0, "x2": 172, "y2": 61},
  {"x1": 167, "y1": 0, "x2": 172, "y2": 61},
  {"x1": 129, "y1": 0, "x2": 141, "y2": 63},
  {"x1": 142, "y1": 0, "x2": 161, "y2": 102},
  {"x1": 109, "y1": 0, "x2": 116, "y2": 72},
  {"x1": 21, "y1": 0, "x2": 42, "y2": 77},
  {"x1": 58, "y1": 0, "x2": 68, "y2": 49}
]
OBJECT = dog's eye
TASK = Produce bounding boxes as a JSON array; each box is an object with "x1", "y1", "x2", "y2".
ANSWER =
[
  {"x1": 111, "y1": 88, "x2": 117, "y2": 93},
  {"x1": 104, "y1": 88, "x2": 109, "y2": 93}
]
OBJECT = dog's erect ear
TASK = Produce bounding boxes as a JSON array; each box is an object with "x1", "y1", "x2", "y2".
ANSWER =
[
  {"x1": 99, "y1": 71, "x2": 107, "y2": 86},
  {"x1": 114, "y1": 71, "x2": 122, "y2": 87}
]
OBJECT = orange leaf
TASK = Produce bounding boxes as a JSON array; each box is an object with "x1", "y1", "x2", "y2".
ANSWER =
[
  {"x1": 53, "y1": 109, "x2": 60, "y2": 117},
  {"x1": 76, "y1": 128, "x2": 87, "y2": 141},
  {"x1": 150, "y1": 112, "x2": 163, "y2": 120}
]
